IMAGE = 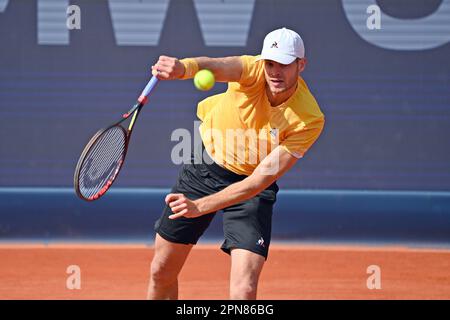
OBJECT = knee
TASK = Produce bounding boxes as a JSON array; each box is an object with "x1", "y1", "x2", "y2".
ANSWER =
[
  {"x1": 150, "y1": 259, "x2": 177, "y2": 286},
  {"x1": 230, "y1": 280, "x2": 258, "y2": 300}
]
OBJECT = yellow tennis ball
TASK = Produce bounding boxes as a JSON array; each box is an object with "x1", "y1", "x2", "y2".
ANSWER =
[{"x1": 194, "y1": 69, "x2": 215, "y2": 91}]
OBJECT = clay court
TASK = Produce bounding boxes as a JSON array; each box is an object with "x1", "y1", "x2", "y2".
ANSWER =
[
  {"x1": 1, "y1": 243, "x2": 449, "y2": 300},
  {"x1": 1, "y1": 1, "x2": 450, "y2": 303}
]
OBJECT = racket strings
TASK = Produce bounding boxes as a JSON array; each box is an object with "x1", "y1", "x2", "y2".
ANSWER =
[
  {"x1": 84, "y1": 130, "x2": 122, "y2": 181},
  {"x1": 79, "y1": 131, "x2": 122, "y2": 197},
  {"x1": 80, "y1": 127, "x2": 125, "y2": 194},
  {"x1": 80, "y1": 129, "x2": 125, "y2": 198},
  {"x1": 78, "y1": 126, "x2": 127, "y2": 198}
]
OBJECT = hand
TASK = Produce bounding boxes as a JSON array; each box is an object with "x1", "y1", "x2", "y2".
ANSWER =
[
  {"x1": 151, "y1": 55, "x2": 185, "y2": 80},
  {"x1": 165, "y1": 193, "x2": 204, "y2": 219}
]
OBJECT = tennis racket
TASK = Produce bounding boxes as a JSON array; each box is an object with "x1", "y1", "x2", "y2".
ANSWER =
[{"x1": 74, "y1": 76, "x2": 159, "y2": 201}]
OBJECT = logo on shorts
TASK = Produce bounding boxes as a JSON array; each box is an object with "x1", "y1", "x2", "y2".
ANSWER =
[{"x1": 256, "y1": 237, "x2": 266, "y2": 248}]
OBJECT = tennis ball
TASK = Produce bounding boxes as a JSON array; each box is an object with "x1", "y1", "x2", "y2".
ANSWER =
[{"x1": 194, "y1": 69, "x2": 215, "y2": 91}]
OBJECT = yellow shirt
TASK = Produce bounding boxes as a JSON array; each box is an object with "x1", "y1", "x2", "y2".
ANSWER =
[{"x1": 197, "y1": 55, "x2": 325, "y2": 176}]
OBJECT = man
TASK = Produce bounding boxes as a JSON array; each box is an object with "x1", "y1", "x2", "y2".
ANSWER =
[{"x1": 148, "y1": 27, "x2": 325, "y2": 300}]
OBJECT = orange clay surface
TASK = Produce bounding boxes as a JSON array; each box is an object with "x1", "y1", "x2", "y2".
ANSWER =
[{"x1": 0, "y1": 243, "x2": 449, "y2": 299}]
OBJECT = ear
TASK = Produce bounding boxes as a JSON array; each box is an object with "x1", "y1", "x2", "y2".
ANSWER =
[{"x1": 297, "y1": 58, "x2": 307, "y2": 73}]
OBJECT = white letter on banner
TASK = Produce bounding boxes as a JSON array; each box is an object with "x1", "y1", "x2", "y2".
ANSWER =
[
  {"x1": 366, "y1": 4, "x2": 381, "y2": 30},
  {"x1": 108, "y1": 0, "x2": 170, "y2": 46},
  {"x1": 66, "y1": 5, "x2": 81, "y2": 30},
  {"x1": 171, "y1": 128, "x2": 192, "y2": 165},
  {"x1": 193, "y1": 0, "x2": 255, "y2": 46},
  {"x1": 342, "y1": 0, "x2": 450, "y2": 50}
]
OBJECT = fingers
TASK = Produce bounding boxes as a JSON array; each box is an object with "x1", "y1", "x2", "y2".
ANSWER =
[
  {"x1": 169, "y1": 209, "x2": 188, "y2": 220},
  {"x1": 165, "y1": 193, "x2": 183, "y2": 204},
  {"x1": 151, "y1": 65, "x2": 169, "y2": 79},
  {"x1": 151, "y1": 65, "x2": 161, "y2": 78},
  {"x1": 151, "y1": 55, "x2": 182, "y2": 80},
  {"x1": 152, "y1": 56, "x2": 174, "y2": 79},
  {"x1": 166, "y1": 193, "x2": 188, "y2": 213},
  {"x1": 157, "y1": 55, "x2": 171, "y2": 63},
  {"x1": 165, "y1": 193, "x2": 190, "y2": 219},
  {"x1": 170, "y1": 202, "x2": 187, "y2": 213},
  {"x1": 168, "y1": 198, "x2": 184, "y2": 208}
]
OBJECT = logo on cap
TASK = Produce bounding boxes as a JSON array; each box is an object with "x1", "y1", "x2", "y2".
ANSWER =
[{"x1": 270, "y1": 41, "x2": 278, "y2": 49}]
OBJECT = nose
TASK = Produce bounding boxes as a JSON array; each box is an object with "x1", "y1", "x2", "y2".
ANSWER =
[{"x1": 270, "y1": 65, "x2": 281, "y2": 77}]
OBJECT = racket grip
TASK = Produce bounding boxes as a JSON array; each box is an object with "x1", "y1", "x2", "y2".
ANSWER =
[{"x1": 137, "y1": 76, "x2": 159, "y2": 104}]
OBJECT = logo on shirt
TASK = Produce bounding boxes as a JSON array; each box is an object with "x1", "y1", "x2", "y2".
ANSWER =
[
  {"x1": 269, "y1": 128, "x2": 278, "y2": 138},
  {"x1": 256, "y1": 237, "x2": 266, "y2": 248},
  {"x1": 270, "y1": 41, "x2": 278, "y2": 48}
]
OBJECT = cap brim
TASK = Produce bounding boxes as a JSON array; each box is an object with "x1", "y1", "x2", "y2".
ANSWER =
[{"x1": 256, "y1": 51, "x2": 297, "y2": 65}]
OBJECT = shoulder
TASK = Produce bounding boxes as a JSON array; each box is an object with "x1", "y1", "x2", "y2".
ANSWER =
[
  {"x1": 290, "y1": 77, "x2": 324, "y2": 122},
  {"x1": 237, "y1": 55, "x2": 265, "y2": 87},
  {"x1": 239, "y1": 55, "x2": 263, "y2": 68}
]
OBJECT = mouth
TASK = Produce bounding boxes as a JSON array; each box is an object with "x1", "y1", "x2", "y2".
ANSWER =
[{"x1": 270, "y1": 79, "x2": 284, "y2": 86}]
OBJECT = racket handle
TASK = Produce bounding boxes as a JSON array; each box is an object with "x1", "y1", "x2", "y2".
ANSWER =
[{"x1": 137, "y1": 76, "x2": 159, "y2": 105}]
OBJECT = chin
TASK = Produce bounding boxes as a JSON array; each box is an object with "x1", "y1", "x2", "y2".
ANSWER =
[{"x1": 270, "y1": 86, "x2": 287, "y2": 94}]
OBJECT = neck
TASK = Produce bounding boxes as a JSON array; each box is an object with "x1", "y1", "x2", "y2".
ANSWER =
[{"x1": 266, "y1": 82, "x2": 297, "y2": 107}]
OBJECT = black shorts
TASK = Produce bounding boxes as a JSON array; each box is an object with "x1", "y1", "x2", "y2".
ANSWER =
[{"x1": 154, "y1": 145, "x2": 279, "y2": 259}]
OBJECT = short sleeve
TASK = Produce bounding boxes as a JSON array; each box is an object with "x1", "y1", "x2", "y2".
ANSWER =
[
  {"x1": 238, "y1": 55, "x2": 265, "y2": 87},
  {"x1": 280, "y1": 116, "x2": 325, "y2": 158}
]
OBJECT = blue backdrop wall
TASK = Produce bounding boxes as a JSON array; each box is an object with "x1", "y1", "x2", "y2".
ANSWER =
[
  {"x1": 0, "y1": 1, "x2": 449, "y2": 242},
  {"x1": 1, "y1": 0, "x2": 449, "y2": 190}
]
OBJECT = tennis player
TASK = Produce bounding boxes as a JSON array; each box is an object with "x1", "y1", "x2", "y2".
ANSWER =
[{"x1": 148, "y1": 28, "x2": 325, "y2": 300}]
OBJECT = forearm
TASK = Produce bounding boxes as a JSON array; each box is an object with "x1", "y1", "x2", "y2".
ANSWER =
[
  {"x1": 194, "y1": 175, "x2": 271, "y2": 215},
  {"x1": 181, "y1": 56, "x2": 242, "y2": 82},
  {"x1": 165, "y1": 147, "x2": 299, "y2": 220},
  {"x1": 193, "y1": 147, "x2": 299, "y2": 215},
  {"x1": 151, "y1": 55, "x2": 242, "y2": 82}
]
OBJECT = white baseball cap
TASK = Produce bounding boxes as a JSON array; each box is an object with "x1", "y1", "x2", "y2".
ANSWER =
[{"x1": 257, "y1": 27, "x2": 305, "y2": 65}]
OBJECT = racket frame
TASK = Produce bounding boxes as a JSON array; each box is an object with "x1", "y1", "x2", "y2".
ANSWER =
[{"x1": 74, "y1": 76, "x2": 158, "y2": 201}]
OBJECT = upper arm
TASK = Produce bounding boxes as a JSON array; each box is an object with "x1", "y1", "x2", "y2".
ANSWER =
[
  {"x1": 280, "y1": 117, "x2": 325, "y2": 159},
  {"x1": 196, "y1": 55, "x2": 263, "y2": 85},
  {"x1": 237, "y1": 55, "x2": 265, "y2": 87},
  {"x1": 197, "y1": 56, "x2": 243, "y2": 83}
]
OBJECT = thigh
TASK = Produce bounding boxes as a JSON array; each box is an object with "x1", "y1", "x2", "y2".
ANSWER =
[
  {"x1": 230, "y1": 248, "x2": 265, "y2": 282},
  {"x1": 221, "y1": 188, "x2": 277, "y2": 260},
  {"x1": 151, "y1": 233, "x2": 193, "y2": 275}
]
